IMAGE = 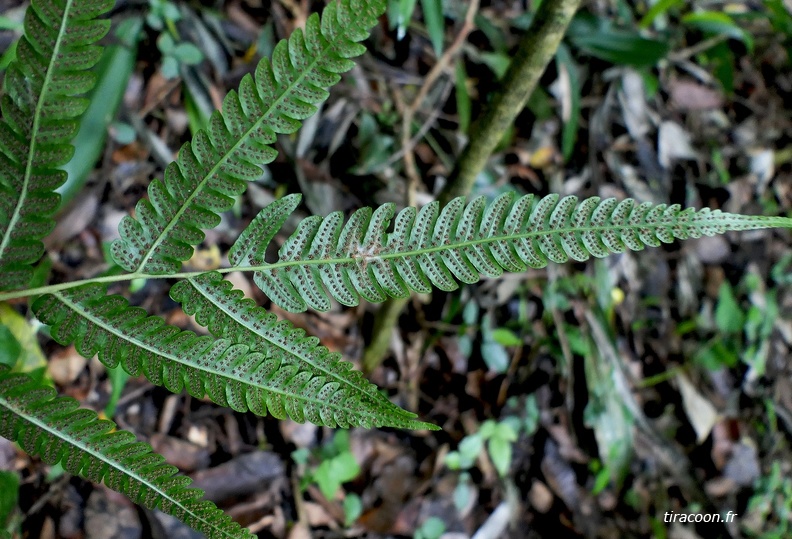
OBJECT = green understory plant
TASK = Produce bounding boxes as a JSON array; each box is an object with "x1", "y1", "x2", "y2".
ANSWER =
[
  {"x1": 0, "y1": 0, "x2": 791, "y2": 537},
  {"x1": 292, "y1": 429, "x2": 361, "y2": 522}
]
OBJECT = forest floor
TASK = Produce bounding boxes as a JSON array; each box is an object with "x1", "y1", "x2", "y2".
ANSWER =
[{"x1": 2, "y1": 0, "x2": 792, "y2": 538}]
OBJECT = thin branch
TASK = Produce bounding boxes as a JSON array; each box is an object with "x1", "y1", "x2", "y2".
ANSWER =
[{"x1": 438, "y1": 0, "x2": 583, "y2": 205}]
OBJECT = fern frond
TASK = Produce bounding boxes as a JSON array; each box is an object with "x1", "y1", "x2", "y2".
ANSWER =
[
  {"x1": 110, "y1": 0, "x2": 387, "y2": 275},
  {"x1": 0, "y1": 0, "x2": 113, "y2": 290},
  {"x1": 169, "y1": 270, "x2": 402, "y2": 413},
  {"x1": 237, "y1": 193, "x2": 792, "y2": 312},
  {"x1": 31, "y1": 286, "x2": 437, "y2": 430},
  {"x1": 0, "y1": 365, "x2": 252, "y2": 539}
]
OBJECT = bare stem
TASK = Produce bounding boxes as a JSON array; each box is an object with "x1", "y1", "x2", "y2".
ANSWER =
[{"x1": 437, "y1": 0, "x2": 583, "y2": 205}]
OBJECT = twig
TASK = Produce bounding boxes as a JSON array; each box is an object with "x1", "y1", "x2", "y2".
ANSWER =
[
  {"x1": 438, "y1": 0, "x2": 583, "y2": 205},
  {"x1": 400, "y1": 0, "x2": 480, "y2": 205}
]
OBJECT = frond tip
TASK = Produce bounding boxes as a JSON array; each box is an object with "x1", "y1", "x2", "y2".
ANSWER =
[
  {"x1": 0, "y1": 365, "x2": 253, "y2": 539},
  {"x1": 236, "y1": 193, "x2": 792, "y2": 312}
]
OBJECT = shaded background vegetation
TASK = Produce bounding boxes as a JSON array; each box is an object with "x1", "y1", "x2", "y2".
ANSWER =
[{"x1": 1, "y1": 0, "x2": 792, "y2": 537}]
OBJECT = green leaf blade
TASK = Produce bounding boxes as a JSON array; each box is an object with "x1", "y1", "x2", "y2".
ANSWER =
[
  {"x1": 110, "y1": 0, "x2": 388, "y2": 275},
  {"x1": 0, "y1": 0, "x2": 113, "y2": 290},
  {"x1": 0, "y1": 365, "x2": 252, "y2": 539}
]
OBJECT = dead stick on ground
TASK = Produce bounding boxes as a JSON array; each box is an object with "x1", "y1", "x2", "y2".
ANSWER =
[{"x1": 402, "y1": 0, "x2": 480, "y2": 207}]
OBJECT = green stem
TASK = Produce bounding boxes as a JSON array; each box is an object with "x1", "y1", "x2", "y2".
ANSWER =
[
  {"x1": 363, "y1": 296, "x2": 408, "y2": 373},
  {"x1": 437, "y1": 0, "x2": 583, "y2": 205}
]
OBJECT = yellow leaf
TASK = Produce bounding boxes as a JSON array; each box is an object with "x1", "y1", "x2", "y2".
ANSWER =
[{"x1": 0, "y1": 303, "x2": 47, "y2": 373}]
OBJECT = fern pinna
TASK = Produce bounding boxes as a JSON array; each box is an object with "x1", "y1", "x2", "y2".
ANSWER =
[
  {"x1": 109, "y1": 0, "x2": 385, "y2": 274},
  {"x1": 225, "y1": 192, "x2": 792, "y2": 313},
  {"x1": 0, "y1": 365, "x2": 252, "y2": 539},
  {"x1": 0, "y1": 0, "x2": 113, "y2": 290}
]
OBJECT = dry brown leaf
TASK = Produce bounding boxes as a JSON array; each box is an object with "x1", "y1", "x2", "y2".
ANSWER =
[
  {"x1": 676, "y1": 373, "x2": 719, "y2": 444},
  {"x1": 669, "y1": 79, "x2": 724, "y2": 111},
  {"x1": 47, "y1": 345, "x2": 87, "y2": 386}
]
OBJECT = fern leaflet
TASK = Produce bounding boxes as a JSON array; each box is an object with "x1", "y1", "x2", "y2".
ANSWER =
[
  {"x1": 0, "y1": 365, "x2": 251, "y2": 539},
  {"x1": 0, "y1": 0, "x2": 112, "y2": 290},
  {"x1": 110, "y1": 0, "x2": 387, "y2": 274},
  {"x1": 233, "y1": 193, "x2": 792, "y2": 312},
  {"x1": 170, "y1": 272, "x2": 391, "y2": 405},
  {"x1": 31, "y1": 286, "x2": 436, "y2": 430}
]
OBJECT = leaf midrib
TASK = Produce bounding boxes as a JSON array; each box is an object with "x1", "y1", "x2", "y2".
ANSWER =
[
  {"x1": 135, "y1": 15, "x2": 358, "y2": 272},
  {"x1": 0, "y1": 392, "x2": 245, "y2": 539},
  {"x1": 0, "y1": 0, "x2": 73, "y2": 266}
]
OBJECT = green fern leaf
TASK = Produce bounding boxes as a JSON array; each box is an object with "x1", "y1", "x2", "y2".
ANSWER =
[
  {"x1": 0, "y1": 0, "x2": 113, "y2": 290},
  {"x1": 169, "y1": 270, "x2": 412, "y2": 417},
  {"x1": 31, "y1": 285, "x2": 437, "y2": 430},
  {"x1": 237, "y1": 193, "x2": 792, "y2": 312},
  {"x1": 110, "y1": 0, "x2": 387, "y2": 275},
  {"x1": 0, "y1": 365, "x2": 252, "y2": 539}
]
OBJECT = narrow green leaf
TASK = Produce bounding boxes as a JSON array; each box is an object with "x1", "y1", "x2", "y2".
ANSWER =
[
  {"x1": 58, "y1": 16, "x2": 143, "y2": 206},
  {"x1": 555, "y1": 44, "x2": 581, "y2": 162},
  {"x1": 683, "y1": 11, "x2": 754, "y2": 53},
  {"x1": 388, "y1": 0, "x2": 417, "y2": 39},
  {"x1": 455, "y1": 60, "x2": 471, "y2": 133},
  {"x1": 567, "y1": 13, "x2": 669, "y2": 67},
  {"x1": 421, "y1": 0, "x2": 445, "y2": 55},
  {"x1": 0, "y1": 365, "x2": 252, "y2": 539},
  {"x1": 639, "y1": 0, "x2": 684, "y2": 29}
]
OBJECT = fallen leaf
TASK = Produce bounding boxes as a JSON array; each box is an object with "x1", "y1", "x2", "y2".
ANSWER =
[
  {"x1": 669, "y1": 79, "x2": 724, "y2": 111},
  {"x1": 658, "y1": 121, "x2": 697, "y2": 168},
  {"x1": 676, "y1": 373, "x2": 719, "y2": 444}
]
